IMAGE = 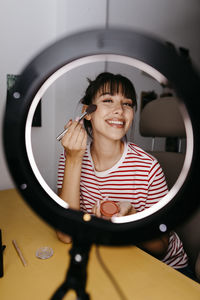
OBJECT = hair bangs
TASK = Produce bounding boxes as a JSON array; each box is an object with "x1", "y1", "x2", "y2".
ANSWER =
[{"x1": 98, "y1": 78, "x2": 135, "y2": 102}]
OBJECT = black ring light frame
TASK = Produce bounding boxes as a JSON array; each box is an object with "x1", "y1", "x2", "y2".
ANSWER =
[{"x1": 3, "y1": 28, "x2": 200, "y2": 246}]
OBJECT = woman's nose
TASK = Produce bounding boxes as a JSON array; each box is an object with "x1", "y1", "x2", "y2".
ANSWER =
[{"x1": 113, "y1": 103, "x2": 123, "y2": 114}]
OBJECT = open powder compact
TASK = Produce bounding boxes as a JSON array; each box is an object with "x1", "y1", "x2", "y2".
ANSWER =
[{"x1": 100, "y1": 201, "x2": 119, "y2": 217}]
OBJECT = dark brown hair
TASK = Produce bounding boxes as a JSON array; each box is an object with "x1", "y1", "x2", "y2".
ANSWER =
[{"x1": 81, "y1": 72, "x2": 137, "y2": 137}]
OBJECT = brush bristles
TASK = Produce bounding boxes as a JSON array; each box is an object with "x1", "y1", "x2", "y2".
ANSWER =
[{"x1": 86, "y1": 104, "x2": 97, "y2": 114}]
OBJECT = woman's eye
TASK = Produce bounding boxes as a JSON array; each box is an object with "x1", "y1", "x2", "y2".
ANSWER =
[
  {"x1": 123, "y1": 102, "x2": 133, "y2": 107},
  {"x1": 103, "y1": 99, "x2": 113, "y2": 103}
]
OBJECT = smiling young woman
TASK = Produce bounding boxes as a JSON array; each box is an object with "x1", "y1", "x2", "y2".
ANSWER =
[
  {"x1": 57, "y1": 72, "x2": 191, "y2": 276},
  {"x1": 90, "y1": 91, "x2": 134, "y2": 143}
]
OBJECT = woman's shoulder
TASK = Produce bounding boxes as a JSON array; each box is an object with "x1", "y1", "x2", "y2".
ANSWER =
[{"x1": 127, "y1": 142, "x2": 157, "y2": 162}]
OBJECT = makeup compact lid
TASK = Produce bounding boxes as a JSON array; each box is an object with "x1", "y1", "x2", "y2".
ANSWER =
[{"x1": 100, "y1": 201, "x2": 119, "y2": 217}]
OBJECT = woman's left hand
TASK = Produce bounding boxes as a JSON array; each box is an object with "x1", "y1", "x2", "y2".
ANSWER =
[{"x1": 114, "y1": 201, "x2": 136, "y2": 217}]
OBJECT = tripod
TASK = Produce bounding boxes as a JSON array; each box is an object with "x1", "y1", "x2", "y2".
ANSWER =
[
  {"x1": 51, "y1": 240, "x2": 92, "y2": 300},
  {"x1": 0, "y1": 229, "x2": 6, "y2": 277}
]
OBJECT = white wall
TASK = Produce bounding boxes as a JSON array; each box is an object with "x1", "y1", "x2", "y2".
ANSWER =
[
  {"x1": 0, "y1": 0, "x2": 200, "y2": 191},
  {"x1": 0, "y1": 0, "x2": 107, "y2": 190},
  {"x1": 109, "y1": 0, "x2": 200, "y2": 68},
  {"x1": 0, "y1": 0, "x2": 57, "y2": 189}
]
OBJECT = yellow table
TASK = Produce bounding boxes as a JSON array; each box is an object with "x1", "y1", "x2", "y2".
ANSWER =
[{"x1": 0, "y1": 189, "x2": 200, "y2": 300}]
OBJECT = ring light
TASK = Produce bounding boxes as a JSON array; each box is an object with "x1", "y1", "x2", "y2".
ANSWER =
[{"x1": 3, "y1": 28, "x2": 200, "y2": 245}]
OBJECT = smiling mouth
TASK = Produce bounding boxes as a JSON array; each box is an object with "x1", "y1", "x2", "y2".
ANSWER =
[{"x1": 106, "y1": 120, "x2": 125, "y2": 127}]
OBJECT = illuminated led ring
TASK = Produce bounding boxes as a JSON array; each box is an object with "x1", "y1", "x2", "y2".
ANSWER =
[{"x1": 3, "y1": 29, "x2": 200, "y2": 245}]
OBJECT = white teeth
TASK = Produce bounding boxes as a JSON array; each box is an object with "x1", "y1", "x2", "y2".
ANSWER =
[{"x1": 107, "y1": 120, "x2": 124, "y2": 125}]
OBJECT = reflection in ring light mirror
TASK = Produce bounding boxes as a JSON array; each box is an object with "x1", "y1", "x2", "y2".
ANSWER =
[{"x1": 25, "y1": 54, "x2": 193, "y2": 223}]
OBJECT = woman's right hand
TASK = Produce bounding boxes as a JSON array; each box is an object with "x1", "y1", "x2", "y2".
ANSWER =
[
  {"x1": 92, "y1": 200, "x2": 102, "y2": 218},
  {"x1": 61, "y1": 119, "x2": 87, "y2": 161}
]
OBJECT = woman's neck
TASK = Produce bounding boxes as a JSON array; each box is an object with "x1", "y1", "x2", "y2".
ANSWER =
[{"x1": 90, "y1": 138, "x2": 124, "y2": 172}]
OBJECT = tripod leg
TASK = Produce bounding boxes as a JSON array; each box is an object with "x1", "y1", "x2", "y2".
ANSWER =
[
  {"x1": 76, "y1": 290, "x2": 90, "y2": 300},
  {"x1": 51, "y1": 240, "x2": 91, "y2": 300},
  {"x1": 51, "y1": 282, "x2": 70, "y2": 300},
  {"x1": 0, "y1": 230, "x2": 4, "y2": 277}
]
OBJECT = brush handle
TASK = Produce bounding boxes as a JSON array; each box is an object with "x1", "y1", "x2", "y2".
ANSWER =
[
  {"x1": 56, "y1": 111, "x2": 87, "y2": 141},
  {"x1": 12, "y1": 240, "x2": 27, "y2": 267}
]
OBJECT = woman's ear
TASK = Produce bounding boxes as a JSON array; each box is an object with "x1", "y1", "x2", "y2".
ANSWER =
[{"x1": 85, "y1": 114, "x2": 92, "y2": 121}]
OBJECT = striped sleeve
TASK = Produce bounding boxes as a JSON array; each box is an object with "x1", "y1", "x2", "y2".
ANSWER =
[
  {"x1": 162, "y1": 232, "x2": 188, "y2": 269},
  {"x1": 57, "y1": 152, "x2": 65, "y2": 189}
]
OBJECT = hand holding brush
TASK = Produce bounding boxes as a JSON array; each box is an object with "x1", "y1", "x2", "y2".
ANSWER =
[{"x1": 56, "y1": 104, "x2": 97, "y2": 141}]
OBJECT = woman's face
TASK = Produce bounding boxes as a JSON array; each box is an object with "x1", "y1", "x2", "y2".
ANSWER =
[{"x1": 89, "y1": 88, "x2": 134, "y2": 142}]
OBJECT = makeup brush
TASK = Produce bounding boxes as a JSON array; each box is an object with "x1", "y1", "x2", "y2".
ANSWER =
[{"x1": 56, "y1": 104, "x2": 97, "y2": 141}]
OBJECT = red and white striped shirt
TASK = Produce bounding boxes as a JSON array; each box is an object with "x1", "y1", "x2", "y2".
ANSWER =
[
  {"x1": 162, "y1": 232, "x2": 188, "y2": 268},
  {"x1": 57, "y1": 141, "x2": 188, "y2": 269}
]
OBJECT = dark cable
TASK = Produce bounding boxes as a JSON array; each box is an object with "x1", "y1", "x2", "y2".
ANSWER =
[{"x1": 95, "y1": 246, "x2": 128, "y2": 300}]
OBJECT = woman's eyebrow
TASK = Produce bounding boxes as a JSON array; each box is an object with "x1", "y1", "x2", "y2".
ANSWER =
[{"x1": 99, "y1": 92, "x2": 112, "y2": 96}]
